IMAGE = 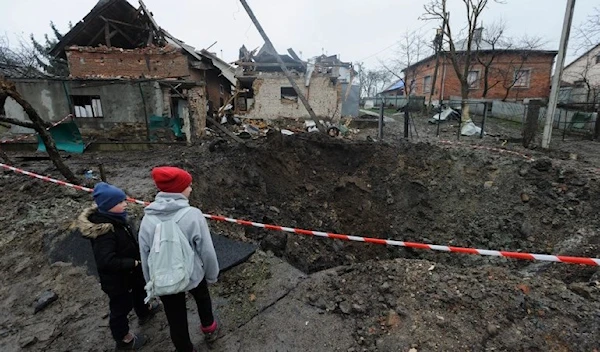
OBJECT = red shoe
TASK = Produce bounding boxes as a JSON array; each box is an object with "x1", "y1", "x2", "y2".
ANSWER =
[{"x1": 201, "y1": 320, "x2": 219, "y2": 343}]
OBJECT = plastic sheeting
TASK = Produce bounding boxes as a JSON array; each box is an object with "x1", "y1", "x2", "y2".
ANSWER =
[
  {"x1": 461, "y1": 120, "x2": 483, "y2": 136},
  {"x1": 37, "y1": 121, "x2": 84, "y2": 154}
]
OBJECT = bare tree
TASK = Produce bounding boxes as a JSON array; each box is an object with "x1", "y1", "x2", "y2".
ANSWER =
[
  {"x1": 493, "y1": 35, "x2": 547, "y2": 101},
  {"x1": 474, "y1": 21, "x2": 509, "y2": 98},
  {"x1": 359, "y1": 68, "x2": 392, "y2": 98},
  {"x1": 571, "y1": 7, "x2": 600, "y2": 106},
  {"x1": 423, "y1": 0, "x2": 504, "y2": 123},
  {"x1": 575, "y1": 6, "x2": 600, "y2": 51},
  {"x1": 396, "y1": 30, "x2": 432, "y2": 96},
  {"x1": 0, "y1": 34, "x2": 44, "y2": 77},
  {"x1": 380, "y1": 30, "x2": 433, "y2": 97}
]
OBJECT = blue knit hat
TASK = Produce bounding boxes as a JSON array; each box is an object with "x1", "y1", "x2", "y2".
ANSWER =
[{"x1": 93, "y1": 182, "x2": 126, "y2": 212}]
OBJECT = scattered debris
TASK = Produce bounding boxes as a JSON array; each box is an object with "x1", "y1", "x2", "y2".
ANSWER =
[
  {"x1": 33, "y1": 290, "x2": 58, "y2": 314},
  {"x1": 19, "y1": 336, "x2": 38, "y2": 348},
  {"x1": 429, "y1": 106, "x2": 461, "y2": 124},
  {"x1": 461, "y1": 120, "x2": 483, "y2": 136}
]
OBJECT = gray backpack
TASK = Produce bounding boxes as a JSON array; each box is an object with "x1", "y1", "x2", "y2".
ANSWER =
[{"x1": 144, "y1": 207, "x2": 194, "y2": 302}]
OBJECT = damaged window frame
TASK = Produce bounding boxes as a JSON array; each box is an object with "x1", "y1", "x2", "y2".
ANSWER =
[
  {"x1": 280, "y1": 87, "x2": 299, "y2": 103},
  {"x1": 71, "y1": 95, "x2": 104, "y2": 118}
]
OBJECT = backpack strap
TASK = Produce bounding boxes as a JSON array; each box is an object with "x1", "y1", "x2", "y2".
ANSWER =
[{"x1": 173, "y1": 207, "x2": 193, "y2": 223}]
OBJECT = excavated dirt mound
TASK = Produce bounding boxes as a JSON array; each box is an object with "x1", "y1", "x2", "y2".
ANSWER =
[
  {"x1": 190, "y1": 133, "x2": 600, "y2": 279},
  {"x1": 0, "y1": 133, "x2": 599, "y2": 351}
]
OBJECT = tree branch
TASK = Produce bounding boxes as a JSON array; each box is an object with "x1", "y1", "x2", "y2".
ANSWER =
[{"x1": 0, "y1": 115, "x2": 37, "y2": 129}]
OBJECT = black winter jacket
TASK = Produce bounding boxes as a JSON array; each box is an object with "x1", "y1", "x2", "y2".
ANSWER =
[{"x1": 74, "y1": 206, "x2": 144, "y2": 296}]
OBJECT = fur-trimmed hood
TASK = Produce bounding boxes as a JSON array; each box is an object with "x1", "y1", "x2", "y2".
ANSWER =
[{"x1": 72, "y1": 205, "x2": 114, "y2": 239}]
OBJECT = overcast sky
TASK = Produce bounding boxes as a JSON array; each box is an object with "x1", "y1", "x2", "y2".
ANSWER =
[{"x1": 0, "y1": 0, "x2": 597, "y2": 71}]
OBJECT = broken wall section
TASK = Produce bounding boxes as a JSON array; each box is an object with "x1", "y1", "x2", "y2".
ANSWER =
[
  {"x1": 244, "y1": 74, "x2": 342, "y2": 121},
  {"x1": 5, "y1": 79, "x2": 164, "y2": 141},
  {"x1": 66, "y1": 46, "x2": 190, "y2": 79}
]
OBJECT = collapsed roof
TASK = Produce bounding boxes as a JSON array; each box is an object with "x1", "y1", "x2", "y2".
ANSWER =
[
  {"x1": 49, "y1": 0, "x2": 165, "y2": 58},
  {"x1": 236, "y1": 44, "x2": 354, "y2": 76},
  {"x1": 49, "y1": 0, "x2": 236, "y2": 85}
]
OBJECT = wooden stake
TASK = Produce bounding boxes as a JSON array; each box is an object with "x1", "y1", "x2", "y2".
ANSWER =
[{"x1": 99, "y1": 164, "x2": 107, "y2": 182}]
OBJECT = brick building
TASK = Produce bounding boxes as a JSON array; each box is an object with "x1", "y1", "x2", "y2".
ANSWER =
[
  {"x1": 44, "y1": 0, "x2": 235, "y2": 142},
  {"x1": 403, "y1": 49, "x2": 557, "y2": 103},
  {"x1": 234, "y1": 46, "x2": 357, "y2": 120}
]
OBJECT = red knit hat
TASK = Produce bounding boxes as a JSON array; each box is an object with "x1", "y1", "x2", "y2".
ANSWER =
[{"x1": 151, "y1": 166, "x2": 192, "y2": 193}]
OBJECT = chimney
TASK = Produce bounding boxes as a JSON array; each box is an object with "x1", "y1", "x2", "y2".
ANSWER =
[{"x1": 473, "y1": 27, "x2": 483, "y2": 45}]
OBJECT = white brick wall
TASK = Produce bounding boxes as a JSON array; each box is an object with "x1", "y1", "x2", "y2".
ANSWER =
[{"x1": 244, "y1": 74, "x2": 342, "y2": 120}]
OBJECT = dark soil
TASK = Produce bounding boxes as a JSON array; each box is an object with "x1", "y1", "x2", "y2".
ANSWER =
[{"x1": 1, "y1": 124, "x2": 599, "y2": 351}]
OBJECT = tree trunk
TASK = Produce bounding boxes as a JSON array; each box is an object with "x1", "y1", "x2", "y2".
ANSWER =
[
  {"x1": 1, "y1": 81, "x2": 79, "y2": 183},
  {"x1": 523, "y1": 100, "x2": 542, "y2": 148},
  {"x1": 460, "y1": 82, "x2": 471, "y2": 123},
  {"x1": 502, "y1": 86, "x2": 512, "y2": 102},
  {"x1": 482, "y1": 66, "x2": 490, "y2": 98}
]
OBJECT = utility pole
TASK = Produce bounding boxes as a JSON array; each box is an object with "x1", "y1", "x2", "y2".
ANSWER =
[
  {"x1": 542, "y1": 0, "x2": 576, "y2": 149},
  {"x1": 238, "y1": 0, "x2": 325, "y2": 131}
]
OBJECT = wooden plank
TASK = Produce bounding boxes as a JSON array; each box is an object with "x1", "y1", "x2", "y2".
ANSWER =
[
  {"x1": 138, "y1": 0, "x2": 162, "y2": 32},
  {"x1": 206, "y1": 117, "x2": 246, "y2": 144},
  {"x1": 87, "y1": 26, "x2": 106, "y2": 46},
  {"x1": 102, "y1": 17, "x2": 136, "y2": 46},
  {"x1": 103, "y1": 17, "x2": 147, "y2": 31},
  {"x1": 104, "y1": 23, "x2": 111, "y2": 47}
]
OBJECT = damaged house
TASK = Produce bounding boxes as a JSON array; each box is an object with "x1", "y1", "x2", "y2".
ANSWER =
[
  {"x1": 234, "y1": 46, "x2": 358, "y2": 120},
  {"x1": 3, "y1": 0, "x2": 235, "y2": 143}
]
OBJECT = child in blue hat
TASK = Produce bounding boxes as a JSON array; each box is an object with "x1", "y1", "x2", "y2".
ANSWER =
[{"x1": 73, "y1": 182, "x2": 159, "y2": 350}]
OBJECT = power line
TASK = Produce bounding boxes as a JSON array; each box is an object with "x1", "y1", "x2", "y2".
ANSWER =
[
  {"x1": 356, "y1": 42, "x2": 399, "y2": 62},
  {"x1": 357, "y1": 22, "x2": 435, "y2": 63}
]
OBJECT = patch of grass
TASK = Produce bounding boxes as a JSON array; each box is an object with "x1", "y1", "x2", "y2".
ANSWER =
[{"x1": 369, "y1": 108, "x2": 399, "y2": 116}]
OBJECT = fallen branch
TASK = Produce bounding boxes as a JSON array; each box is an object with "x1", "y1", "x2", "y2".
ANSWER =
[
  {"x1": 0, "y1": 115, "x2": 39, "y2": 129},
  {"x1": 1, "y1": 79, "x2": 78, "y2": 183}
]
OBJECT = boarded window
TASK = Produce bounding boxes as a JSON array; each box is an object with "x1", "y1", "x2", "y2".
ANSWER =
[
  {"x1": 280, "y1": 87, "x2": 298, "y2": 103},
  {"x1": 423, "y1": 76, "x2": 432, "y2": 93},
  {"x1": 514, "y1": 69, "x2": 531, "y2": 88},
  {"x1": 71, "y1": 96, "x2": 103, "y2": 118},
  {"x1": 467, "y1": 71, "x2": 480, "y2": 89}
]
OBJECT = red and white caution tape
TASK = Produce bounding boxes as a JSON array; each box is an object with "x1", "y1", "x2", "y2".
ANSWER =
[
  {"x1": 1, "y1": 162, "x2": 599, "y2": 266},
  {"x1": 439, "y1": 140, "x2": 535, "y2": 162},
  {"x1": 1, "y1": 114, "x2": 73, "y2": 144}
]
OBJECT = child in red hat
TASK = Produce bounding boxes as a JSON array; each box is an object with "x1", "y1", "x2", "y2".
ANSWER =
[{"x1": 138, "y1": 167, "x2": 219, "y2": 352}]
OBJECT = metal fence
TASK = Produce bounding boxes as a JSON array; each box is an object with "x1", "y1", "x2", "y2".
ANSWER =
[{"x1": 443, "y1": 99, "x2": 599, "y2": 141}]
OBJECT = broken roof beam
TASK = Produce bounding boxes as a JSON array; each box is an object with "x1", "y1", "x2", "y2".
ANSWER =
[
  {"x1": 287, "y1": 48, "x2": 305, "y2": 66},
  {"x1": 87, "y1": 25, "x2": 107, "y2": 46},
  {"x1": 101, "y1": 16, "x2": 137, "y2": 46},
  {"x1": 138, "y1": 0, "x2": 162, "y2": 33},
  {"x1": 102, "y1": 17, "x2": 147, "y2": 31},
  {"x1": 104, "y1": 23, "x2": 112, "y2": 47},
  {"x1": 138, "y1": 0, "x2": 167, "y2": 46},
  {"x1": 238, "y1": 0, "x2": 324, "y2": 128}
]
